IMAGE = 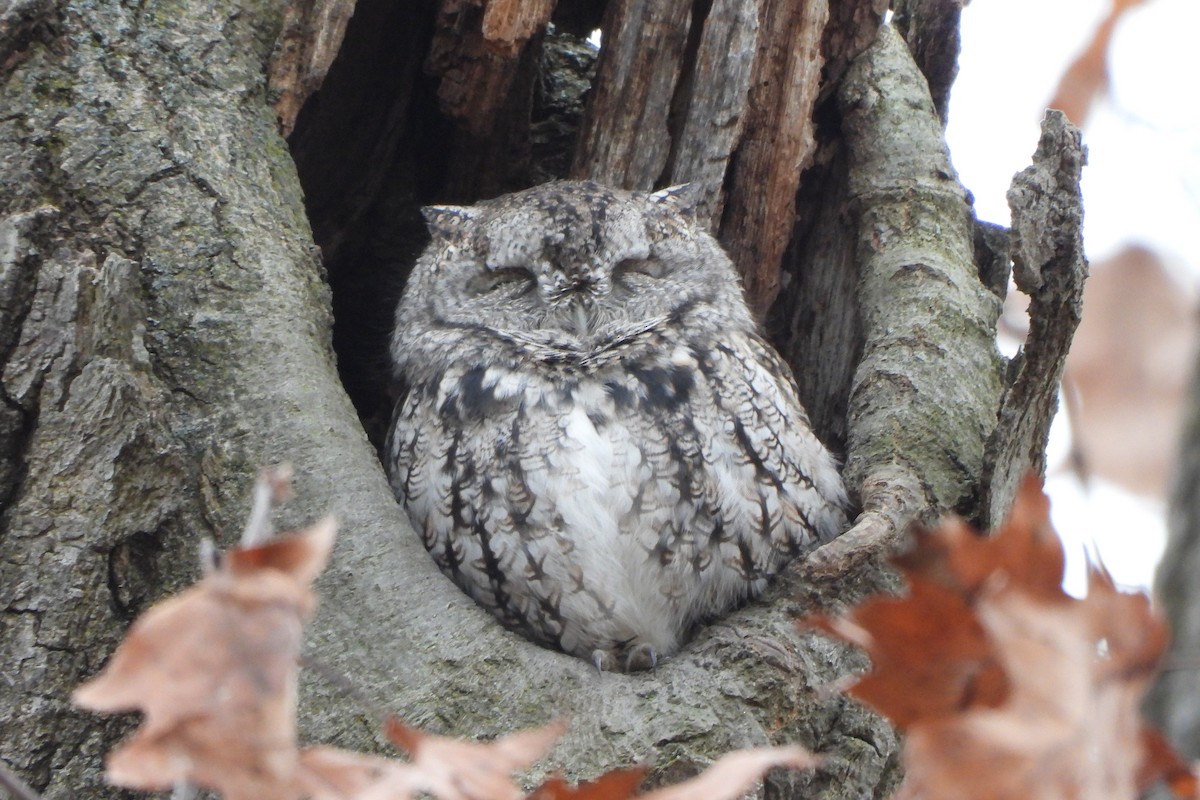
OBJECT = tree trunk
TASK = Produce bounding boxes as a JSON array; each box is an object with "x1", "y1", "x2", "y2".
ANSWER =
[
  {"x1": 1149, "y1": 364, "x2": 1200, "y2": 756},
  {"x1": 0, "y1": 0, "x2": 1083, "y2": 797}
]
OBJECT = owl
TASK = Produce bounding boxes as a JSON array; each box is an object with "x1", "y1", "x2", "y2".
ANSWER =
[{"x1": 385, "y1": 180, "x2": 848, "y2": 671}]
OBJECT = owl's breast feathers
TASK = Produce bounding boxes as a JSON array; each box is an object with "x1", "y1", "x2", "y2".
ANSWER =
[{"x1": 388, "y1": 326, "x2": 847, "y2": 662}]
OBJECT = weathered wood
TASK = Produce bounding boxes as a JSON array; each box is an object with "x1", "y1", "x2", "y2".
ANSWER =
[
  {"x1": 772, "y1": 0, "x2": 884, "y2": 453},
  {"x1": 660, "y1": 0, "x2": 759, "y2": 226},
  {"x1": 718, "y1": 0, "x2": 828, "y2": 316},
  {"x1": 482, "y1": 0, "x2": 556, "y2": 52},
  {"x1": 775, "y1": 152, "x2": 862, "y2": 453},
  {"x1": 426, "y1": 0, "x2": 554, "y2": 138},
  {"x1": 979, "y1": 111, "x2": 1087, "y2": 530},
  {"x1": 426, "y1": 0, "x2": 573, "y2": 200},
  {"x1": 571, "y1": 0, "x2": 694, "y2": 189},
  {"x1": 268, "y1": 0, "x2": 360, "y2": 137},
  {"x1": 891, "y1": 0, "x2": 962, "y2": 126}
]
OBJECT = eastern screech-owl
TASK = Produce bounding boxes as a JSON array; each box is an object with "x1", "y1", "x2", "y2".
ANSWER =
[{"x1": 386, "y1": 181, "x2": 847, "y2": 671}]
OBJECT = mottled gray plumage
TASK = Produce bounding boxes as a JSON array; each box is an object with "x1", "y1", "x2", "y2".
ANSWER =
[{"x1": 385, "y1": 180, "x2": 847, "y2": 670}]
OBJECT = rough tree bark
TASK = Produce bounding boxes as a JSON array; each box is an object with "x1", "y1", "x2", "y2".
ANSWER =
[{"x1": 0, "y1": 0, "x2": 1084, "y2": 797}]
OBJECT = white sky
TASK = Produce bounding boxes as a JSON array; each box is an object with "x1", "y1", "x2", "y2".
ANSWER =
[{"x1": 946, "y1": 0, "x2": 1200, "y2": 592}]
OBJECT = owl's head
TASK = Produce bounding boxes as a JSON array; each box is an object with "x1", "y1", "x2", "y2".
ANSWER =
[{"x1": 403, "y1": 181, "x2": 752, "y2": 342}]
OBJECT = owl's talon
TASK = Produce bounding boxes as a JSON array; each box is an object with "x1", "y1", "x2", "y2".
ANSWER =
[
  {"x1": 592, "y1": 650, "x2": 615, "y2": 673},
  {"x1": 625, "y1": 643, "x2": 658, "y2": 672}
]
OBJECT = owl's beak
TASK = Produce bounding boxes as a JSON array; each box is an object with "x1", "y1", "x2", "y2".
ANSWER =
[{"x1": 572, "y1": 297, "x2": 593, "y2": 337}]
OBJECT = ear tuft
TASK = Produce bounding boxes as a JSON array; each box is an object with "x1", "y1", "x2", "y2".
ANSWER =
[
  {"x1": 421, "y1": 205, "x2": 482, "y2": 238},
  {"x1": 649, "y1": 183, "x2": 709, "y2": 222}
]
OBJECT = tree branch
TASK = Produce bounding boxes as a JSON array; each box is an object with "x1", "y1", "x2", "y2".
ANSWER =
[
  {"x1": 979, "y1": 111, "x2": 1087, "y2": 529},
  {"x1": 830, "y1": 24, "x2": 1004, "y2": 568}
]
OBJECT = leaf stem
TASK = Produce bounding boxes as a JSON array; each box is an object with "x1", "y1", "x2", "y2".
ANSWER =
[{"x1": 0, "y1": 760, "x2": 42, "y2": 800}]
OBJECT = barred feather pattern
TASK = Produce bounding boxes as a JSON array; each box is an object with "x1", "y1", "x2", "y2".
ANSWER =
[{"x1": 386, "y1": 181, "x2": 847, "y2": 670}]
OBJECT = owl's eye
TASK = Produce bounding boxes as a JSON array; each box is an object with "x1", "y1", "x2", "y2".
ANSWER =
[
  {"x1": 468, "y1": 266, "x2": 536, "y2": 296},
  {"x1": 614, "y1": 258, "x2": 667, "y2": 280}
]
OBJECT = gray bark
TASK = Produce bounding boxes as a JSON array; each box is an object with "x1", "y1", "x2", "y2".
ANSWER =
[
  {"x1": 0, "y1": 2, "x2": 351, "y2": 794},
  {"x1": 979, "y1": 112, "x2": 1087, "y2": 531},
  {"x1": 1150, "y1": 349, "x2": 1200, "y2": 756},
  {"x1": 838, "y1": 25, "x2": 1002, "y2": 525},
  {"x1": 890, "y1": 0, "x2": 961, "y2": 126},
  {"x1": 0, "y1": 3, "x2": 1079, "y2": 799}
]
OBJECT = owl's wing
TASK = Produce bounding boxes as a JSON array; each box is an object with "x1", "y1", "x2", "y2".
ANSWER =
[
  {"x1": 591, "y1": 330, "x2": 847, "y2": 624},
  {"x1": 700, "y1": 332, "x2": 848, "y2": 546}
]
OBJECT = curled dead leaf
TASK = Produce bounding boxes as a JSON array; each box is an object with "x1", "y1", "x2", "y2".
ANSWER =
[
  {"x1": 806, "y1": 476, "x2": 1195, "y2": 800},
  {"x1": 527, "y1": 767, "x2": 649, "y2": 800},
  {"x1": 384, "y1": 716, "x2": 566, "y2": 800},
  {"x1": 72, "y1": 518, "x2": 337, "y2": 799},
  {"x1": 528, "y1": 747, "x2": 817, "y2": 800},
  {"x1": 639, "y1": 746, "x2": 820, "y2": 800},
  {"x1": 298, "y1": 746, "x2": 424, "y2": 800}
]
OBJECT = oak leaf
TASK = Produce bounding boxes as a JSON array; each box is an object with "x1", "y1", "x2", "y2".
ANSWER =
[
  {"x1": 527, "y1": 746, "x2": 817, "y2": 800},
  {"x1": 382, "y1": 716, "x2": 566, "y2": 800},
  {"x1": 297, "y1": 746, "x2": 424, "y2": 800},
  {"x1": 808, "y1": 476, "x2": 1194, "y2": 799},
  {"x1": 72, "y1": 517, "x2": 336, "y2": 800},
  {"x1": 528, "y1": 767, "x2": 649, "y2": 800},
  {"x1": 638, "y1": 746, "x2": 819, "y2": 800},
  {"x1": 296, "y1": 717, "x2": 564, "y2": 800}
]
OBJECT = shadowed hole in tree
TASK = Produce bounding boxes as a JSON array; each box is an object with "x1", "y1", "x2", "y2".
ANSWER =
[
  {"x1": 107, "y1": 529, "x2": 166, "y2": 619},
  {"x1": 286, "y1": 0, "x2": 599, "y2": 449}
]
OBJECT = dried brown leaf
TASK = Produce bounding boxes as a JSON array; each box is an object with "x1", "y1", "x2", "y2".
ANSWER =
[
  {"x1": 1139, "y1": 726, "x2": 1200, "y2": 798},
  {"x1": 527, "y1": 767, "x2": 649, "y2": 800},
  {"x1": 893, "y1": 475, "x2": 1066, "y2": 601},
  {"x1": 72, "y1": 519, "x2": 336, "y2": 800},
  {"x1": 298, "y1": 746, "x2": 424, "y2": 800},
  {"x1": 228, "y1": 514, "x2": 337, "y2": 584},
  {"x1": 639, "y1": 746, "x2": 819, "y2": 800},
  {"x1": 900, "y1": 581, "x2": 1154, "y2": 799},
  {"x1": 1063, "y1": 246, "x2": 1196, "y2": 498},
  {"x1": 384, "y1": 716, "x2": 567, "y2": 800},
  {"x1": 299, "y1": 719, "x2": 573, "y2": 800},
  {"x1": 810, "y1": 477, "x2": 1195, "y2": 800},
  {"x1": 1048, "y1": 0, "x2": 1151, "y2": 127},
  {"x1": 809, "y1": 576, "x2": 1009, "y2": 727}
]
